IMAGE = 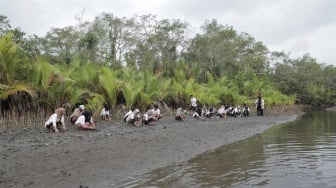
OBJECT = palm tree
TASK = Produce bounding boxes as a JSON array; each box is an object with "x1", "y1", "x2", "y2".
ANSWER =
[
  {"x1": 98, "y1": 67, "x2": 122, "y2": 107},
  {"x1": 0, "y1": 33, "x2": 36, "y2": 114}
]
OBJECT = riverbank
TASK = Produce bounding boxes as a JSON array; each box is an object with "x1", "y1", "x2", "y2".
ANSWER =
[{"x1": 0, "y1": 112, "x2": 300, "y2": 188}]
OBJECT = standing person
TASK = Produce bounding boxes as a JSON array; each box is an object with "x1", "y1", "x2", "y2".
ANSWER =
[
  {"x1": 255, "y1": 96, "x2": 265, "y2": 116},
  {"x1": 190, "y1": 95, "x2": 197, "y2": 111},
  {"x1": 44, "y1": 108, "x2": 66, "y2": 133}
]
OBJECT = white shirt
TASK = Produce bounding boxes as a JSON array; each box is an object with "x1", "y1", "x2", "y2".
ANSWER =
[
  {"x1": 100, "y1": 108, "x2": 109, "y2": 116},
  {"x1": 124, "y1": 110, "x2": 132, "y2": 119},
  {"x1": 176, "y1": 108, "x2": 183, "y2": 116},
  {"x1": 153, "y1": 108, "x2": 160, "y2": 116},
  {"x1": 191, "y1": 97, "x2": 197, "y2": 107},
  {"x1": 45, "y1": 113, "x2": 64, "y2": 127},
  {"x1": 75, "y1": 115, "x2": 85, "y2": 125},
  {"x1": 126, "y1": 112, "x2": 138, "y2": 122},
  {"x1": 218, "y1": 107, "x2": 226, "y2": 114}
]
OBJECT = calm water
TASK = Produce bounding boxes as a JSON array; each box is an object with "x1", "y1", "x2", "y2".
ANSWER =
[{"x1": 117, "y1": 110, "x2": 336, "y2": 188}]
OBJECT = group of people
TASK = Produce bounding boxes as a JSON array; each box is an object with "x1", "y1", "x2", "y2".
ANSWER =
[
  {"x1": 44, "y1": 104, "x2": 96, "y2": 133},
  {"x1": 123, "y1": 104, "x2": 163, "y2": 127},
  {"x1": 174, "y1": 94, "x2": 265, "y2": 121},
  {"x1": 44, "y1": 95, "x2": 265, "y2": 132}
]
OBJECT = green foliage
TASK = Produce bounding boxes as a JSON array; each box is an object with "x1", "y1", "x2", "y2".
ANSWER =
[
  {"x1": 98, "y1": 67, "x2": 121, "y2": 106},
  {"x1": 85, "y1": 93, "x2": 105, "y2": 118}
]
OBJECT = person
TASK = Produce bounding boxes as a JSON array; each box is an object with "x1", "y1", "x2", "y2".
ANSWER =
[
  {"x1": 175, "y1": 107, "x2": 186, "y2": 121},
  {"x1": 100, "y1": 104, "x2": 110, "y2": 121},
  {"x1": 192, "y1": 106, "x2": 204, "y2": 120},
  {"x1": 190, "y1": 95, "x2": 197, "y2": 111},
  {"x1": 123, "y1": 107, "x2": 134, "y2": 123},
  {"x1": 75, "y1": 109, "x2": 96, "y2": 130},
  {"x1": 205, "y1": 105, "x2": 216, "y2": 118},
  {"x1": 153, "y1": 104, "x2": 163, "y2": 120},
  {"x1": 69, "y1": 104, "x2": 85, "y2": 124},
  {"x1": 216, "y1": 105, "x2": 227, "y2": 118},
  {"x1": 125, "y1": 108, "x2": 142, "y2": 127},
  {"x1": 227, "y1": 104, "x2": 240, "y2": 117},
  {"x1": 255, "y1": 96, "x2": 265, "y2": 116},
  {"x1": 242, "y1": 104, "x2": 250, "y2": 117},
  {"x1": 44, "y1": 107, "x2": 66, "y2": 133},
  {"x1": 142, "y1": 108, "x2": 156, "y2": 125}
]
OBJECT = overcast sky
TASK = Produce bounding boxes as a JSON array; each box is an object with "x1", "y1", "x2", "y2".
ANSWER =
[{"x1": 1, "y1": 0, "x2": 336, "y2": 66}]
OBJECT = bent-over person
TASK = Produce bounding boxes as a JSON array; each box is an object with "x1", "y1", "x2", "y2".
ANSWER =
[
  {"x1": 75, "y1": 109, "x2": 96, "y2": 130},
  {"x1": 45, "y1": 107, "x2": 66, "y2": 133}
]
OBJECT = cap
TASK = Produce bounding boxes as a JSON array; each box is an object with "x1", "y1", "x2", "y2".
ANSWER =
[
  {"x1": 134, "y1": 109, "x2": 140, "y2": 113},
  {"x1": 79, "y1": 105, "x2": 85, "y2": 110}
]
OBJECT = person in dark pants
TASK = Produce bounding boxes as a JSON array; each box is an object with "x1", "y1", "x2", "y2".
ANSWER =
[{"x1": 255, "y1": 96, "x2": 264, "y2": 116}]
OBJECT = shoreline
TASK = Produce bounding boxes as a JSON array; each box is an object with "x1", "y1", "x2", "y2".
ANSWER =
[{"x1": 0, "y1": 113, "x2": 300, "y2": 188}]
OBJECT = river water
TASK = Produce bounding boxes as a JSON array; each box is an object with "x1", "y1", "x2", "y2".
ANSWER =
[{"x1": 119, "y1": 110, "x2": 336, "y2": 188}]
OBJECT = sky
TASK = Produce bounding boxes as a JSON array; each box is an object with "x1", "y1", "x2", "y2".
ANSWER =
[{"x1": 1, "y1": 0, "x2": 336, "y2": 66}]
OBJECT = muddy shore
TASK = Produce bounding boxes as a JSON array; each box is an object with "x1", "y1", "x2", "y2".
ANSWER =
[{"x1": 0, "y1": 112, "x2": 300, "y2": 188}]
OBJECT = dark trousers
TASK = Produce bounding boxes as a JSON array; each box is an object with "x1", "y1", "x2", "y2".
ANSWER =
[{"x1": 257, "y1": 106, "x2": 263, "y2": 116}]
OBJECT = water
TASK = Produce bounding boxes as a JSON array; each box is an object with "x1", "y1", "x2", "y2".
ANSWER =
[{"x1": 117, "y1": 110, "x2": 336, "y2": 188}]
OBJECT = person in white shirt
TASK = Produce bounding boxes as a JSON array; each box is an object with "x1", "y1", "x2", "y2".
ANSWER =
[
  {"x1": 125, "y1": 108, "x2": 141, "y2": 127},
  {"x1": 100, "y1": 104, "x2": 110, "y2": 120},
  {"x1": 192, "y1": 107, "x2": 204, "y2": 120},
  {"x1": 70, "y1": 104, "x2": 85, "y2": 124},
  {"x1": 175, "y1": 106, "x2": 186, "y2": 121},
  {"x1": 45, "y1": 108, "x2": 66, "y2": 133},
  {"x1": 75, "y1": 109, "x2": 96, "y2": 130},
  {"x1": 143, "y1": 108, "x2": 156, "y2": 125},
  {"x1": 123, "y1": 108, "x2": 134, "y2": 123},
  {"x1": 242, "y1": 104, "x2": 250, "y2": 117},
  {"x1": 216, "y1": 105, "x2": 227, "y2": 118},
  {"x1": 190, "y1": 95, "x2": 197, "y2": 111},
  {"x1": 153, "y1": 104, "x2": 163, "y2": 120}
]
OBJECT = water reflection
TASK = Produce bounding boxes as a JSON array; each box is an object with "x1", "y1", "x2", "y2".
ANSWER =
[{"x1": 116, "y1": 110, "x2": 336, "y2": 188}]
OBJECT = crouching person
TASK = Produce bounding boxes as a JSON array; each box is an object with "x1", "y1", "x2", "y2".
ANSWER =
[
  {"x1": 175, "y1": 107, "x2": 186, "y2": 121},
  {"x1": 125, "y1": 109, "x2": 142, "y2": 127},
  {"x1": 143, "y1": 108, "x2": 156, "y2": 125},
  {"x1": 69, "y1": 105, "x2": 85, "y2": 124},
  {"x1": 75, "y1": 109, "x2": 96, "y2": 130},
  {"x1": 45, "y1": 108, "x2": 66, "y2": 133},
  {"x1": 242, "y1": 104, "x2": 250, "y2": 117}
]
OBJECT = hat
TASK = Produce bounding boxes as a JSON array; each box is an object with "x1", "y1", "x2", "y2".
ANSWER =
[
  {"x1": 134, "y1": 109, "x2": 140, "y2": 113},
  {"x1": 79, "y1": 105, "x2": 85, "y2": 110}
]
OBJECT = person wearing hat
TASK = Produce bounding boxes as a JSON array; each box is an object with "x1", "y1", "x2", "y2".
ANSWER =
[
  {"x1": 69, "y1": 104, "x2": 85, "y2": 124},
  {"x1": 125, "y1": 108, "x2": 142, "y2": 127},
  {"x1": 45, "y1": 107, "x2": 66, "y2": 133}
]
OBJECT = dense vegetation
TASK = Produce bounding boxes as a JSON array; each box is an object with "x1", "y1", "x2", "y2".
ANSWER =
[{"x1": 0, "y1": 13, "x2": 335, "y2": 120}]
